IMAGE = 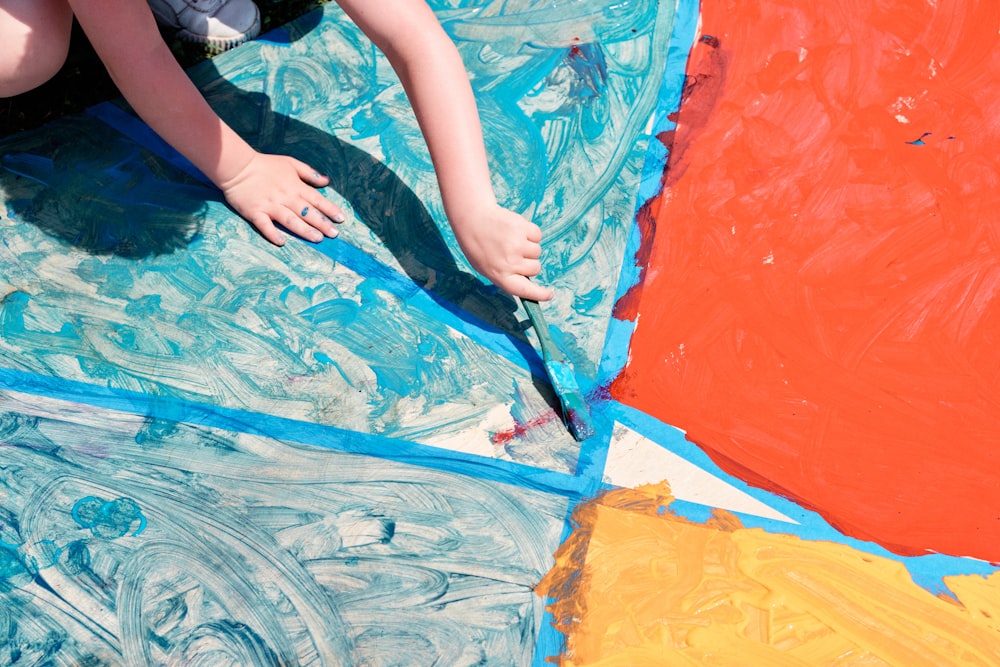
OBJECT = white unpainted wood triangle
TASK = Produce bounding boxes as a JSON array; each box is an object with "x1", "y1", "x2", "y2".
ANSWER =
[{"x1": 604, "y1": 422, "x2": 796, "y2": 523}]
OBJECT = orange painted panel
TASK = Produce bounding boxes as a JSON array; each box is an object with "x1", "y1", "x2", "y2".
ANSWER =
[
  {"x1": 612, "y1": 0, "x2": 1000, "y2": 560},
  {"x1": 538, "y1": 485, "x2": 1000, "y2": 666}
]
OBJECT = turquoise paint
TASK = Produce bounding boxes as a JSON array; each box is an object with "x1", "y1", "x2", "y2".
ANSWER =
[
  {"x1": 72, "y1": 496, "x2": 147, "y2": 538},
  {"x1": 0, "y1": 391, "x2": 568, "y2": 664},
  {"x1": 0, "y1": 0, "x2": 680, "y2": 468}
]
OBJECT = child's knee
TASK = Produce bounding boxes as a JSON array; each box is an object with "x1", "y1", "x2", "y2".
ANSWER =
[{"x1": 0, "y1": 0, "x2": 73, "y2": 97}]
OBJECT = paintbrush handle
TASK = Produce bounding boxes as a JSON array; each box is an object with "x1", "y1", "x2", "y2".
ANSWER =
[
  {"x1": 520, "y1": 297, "x2": 596, "y2": 441},
  {"x1": 521, "y1": 298, "x2": 567, "y2": 363}
]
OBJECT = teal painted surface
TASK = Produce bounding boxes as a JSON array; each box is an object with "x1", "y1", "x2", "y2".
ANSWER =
[
  {"x1": 0, "y1": 1, "x2": 678, "y2": 472},
  {"x1": 0, "y1": 390, "x2": 566, "y2": 664},
  {"x1": 0, "y1": 1, "x2": 683, "y2": 663}
]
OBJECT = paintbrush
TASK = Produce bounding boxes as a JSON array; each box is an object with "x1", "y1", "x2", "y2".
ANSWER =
[{"x1": 520, "y1": 298, "x2": 596, "y2": 441}]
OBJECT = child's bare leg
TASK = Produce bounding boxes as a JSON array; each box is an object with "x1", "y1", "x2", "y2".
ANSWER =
[{"x1": 0, "y1": 0, "x2": 73, "y2": 97}]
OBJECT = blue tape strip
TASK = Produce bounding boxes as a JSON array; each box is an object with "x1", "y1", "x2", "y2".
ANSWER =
[
  {"x1": 532, "y1": 3, "x2": 705, "y2": 660},
  {"x1": 0, "y1": 366, "x2": 598, "y2": 500},
  {"x1": 602, "y1": 400, "x2": 997, "y2": 583}
]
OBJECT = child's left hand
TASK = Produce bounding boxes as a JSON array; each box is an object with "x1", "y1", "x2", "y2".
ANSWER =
[
  {"x1": 450, "y1": 204, "x2": 554, "y2": 302},
  {"x1": 218, "y1": 151, "x2": 347, "y2": 246}
]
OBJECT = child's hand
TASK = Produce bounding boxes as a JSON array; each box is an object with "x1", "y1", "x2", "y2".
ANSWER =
[
  {"x1": 451, "y1": 204, "x2": 554, "y2": 302},
  {"x1": 218, "y1": 152, "x2": 347, "y2": 246}
]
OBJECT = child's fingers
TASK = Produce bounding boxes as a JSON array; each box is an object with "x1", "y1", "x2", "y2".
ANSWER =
[
  {"x1": 505, "y1": 275, "x2": 553, "y2": 302},
  {"x1": 289, "y1": 179, "x2": 345, "y2": 237},
  {"x1": 524, "y1": 221, "x2": 543, "y2": 243},
  {"x1": 292, "y1": 158, "x2": 330, "y2": 187},
  {"x1": 298, "y1": 202, "x2": 340, "y2": 238},
  {"x1": 278, "y1": 206, "x2": 327, "y2": 243},
  {"x1": 517, "y1": 257, "x2": 543, "y2": 277},
  {"x1": 250, "y1": 212, "x2": 286, "y2": 246},
  {"x1": 309, "y1": 196, "x2": 347, "y2": 228}
]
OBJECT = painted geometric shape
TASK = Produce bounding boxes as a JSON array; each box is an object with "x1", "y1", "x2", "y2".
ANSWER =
[
  {"x1": 611, "y1": 0, "x2": 1000, "y2": 562},
  {"x1": 0, "y1": 389, "x2": 568, "y2": 665},
  {"x1": 604, "y1": 422, "x2": 795, "y2": 523},
  {"x1": 539, "y1": 487, "x2": 1000, "y2": 666}
]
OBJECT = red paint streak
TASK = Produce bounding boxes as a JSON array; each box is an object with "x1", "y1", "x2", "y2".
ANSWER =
[
  {"x1": 490, "y1": 411, "x2": 560, "y2": 446},
  {"x1": 613, "y1": 0, "x2": 1000, "y2": 560}
]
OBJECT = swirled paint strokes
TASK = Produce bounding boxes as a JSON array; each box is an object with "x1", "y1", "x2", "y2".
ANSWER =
[
  {"x1": 0, "y1": 390, "x2": 567, "y2": 665},
  {"x1": 612, "y1": 0, "x2": 1000, "y2": 560},
  {"x1": 198, "y1": 0, "x2": 678, "y2": 367},
  {"x1": 0, "y1": 1, "x2": 680, "y2": 466}
]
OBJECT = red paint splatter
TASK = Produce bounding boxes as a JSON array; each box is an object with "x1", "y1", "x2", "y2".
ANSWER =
[{"x1": 490, "y1": 411, "x2": 560, "y2": 446}]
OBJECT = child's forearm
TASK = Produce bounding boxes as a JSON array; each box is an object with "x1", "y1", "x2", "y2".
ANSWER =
[
  {"x1": 68, "y1": 0, "x2": 345, "y2": 246},
  {"x1": 387, "y1": 31, "x2": 498, "y2": 219},
  {"x1": 338, "y1": 0, "x2": 552, "y2": 301},
  {"x1": 69, "y1": 0, "x2": 254, "y2": 187},
  {"x1": 113, "y1": 53, "x2": 257, "y2": 188},
  {"x1": 337, "y1": 1, "x2": 496, "y2": 218}
]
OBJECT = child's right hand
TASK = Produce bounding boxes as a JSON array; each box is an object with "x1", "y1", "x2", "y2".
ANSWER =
[
  {"x1": 218, "y1": 152, "x2": 347, "y2": 246},
  {"x1": 451, "y1": 203, "x2": 555, "y2": 302}
]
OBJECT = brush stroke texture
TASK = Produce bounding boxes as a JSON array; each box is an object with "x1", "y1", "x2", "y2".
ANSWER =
[
  {"x1": 195, "y1": 0, "x2": 678, "y2": 369},
  {"x1": 0, "y1": 1, "x2": 678, "y2": 467},
  {"x1": 0, "y1": 116, "x2": 591, "y2": 470},
  {"x1": 612, "y1": 0, "x2": 1000, "y2": 560},
  {"x1": 539, "y1": 485, "x2": 1000, "y2": 666},
  {"x1": 0, "y1": 390, "x2": 566, "y2": 665}
]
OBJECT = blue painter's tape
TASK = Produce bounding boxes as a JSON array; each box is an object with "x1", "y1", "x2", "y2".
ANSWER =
[
  {"x1": 309, "y1": 237, "x2": 549, "y2": 379},
  {"x1": 597, "y1": 0, "x2": 702, "y2": 387},
  {"x1": 534, "y1": 6, "x2": 706, "y2": 657},
  {"x1": 531, "y1": 502, "x2": 580, "y2": 667},
  {"x1": 601, "y1": 400, "x2": 997, "y2": 584},
  {"x1": 85, "y1": 103, "x2": 212, "y2": 186},
  {"x1": 0, "y1": 367, "x2": 597, "y2": 500}
]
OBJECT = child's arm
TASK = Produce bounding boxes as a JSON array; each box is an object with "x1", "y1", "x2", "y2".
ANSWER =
[
  {"x1": 337, "y1": 0, "x2": 554, "y2": 302},
  {"x1": 67, "y1": 0, "x2": 345, "y2": 246}
]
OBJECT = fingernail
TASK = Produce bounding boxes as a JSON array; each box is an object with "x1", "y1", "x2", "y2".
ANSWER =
[
  {"x1": 301, "y1": 206, "x2": 310, "y2": 217},
  {"x1": 333, "y1": 213, "x2": 345, "y2": 223}
]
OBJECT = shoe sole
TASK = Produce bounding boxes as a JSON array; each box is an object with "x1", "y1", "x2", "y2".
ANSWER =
[{"x1": 173, "y1": 8, "x2": 261, "y2": 53}]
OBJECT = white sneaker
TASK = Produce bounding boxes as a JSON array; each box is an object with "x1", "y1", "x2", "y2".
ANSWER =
[{"x1": 147, "y1": 0, "x2": 261, "y2": 51}]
